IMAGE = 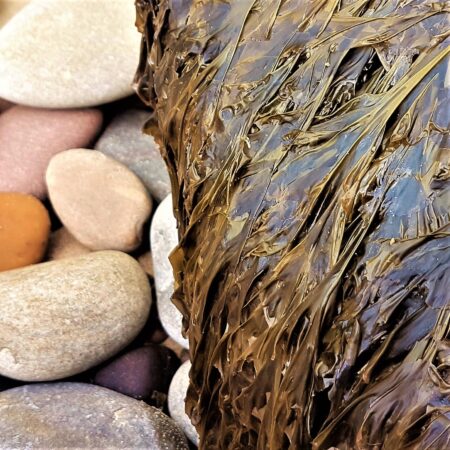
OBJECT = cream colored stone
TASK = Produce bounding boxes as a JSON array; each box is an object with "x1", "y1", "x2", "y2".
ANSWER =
[
  {"x1": 0, "y1": 251, "x2": 151, "y2": 381},
  {"x1": 46, "y1": 149, "x2": 152, "y2": 252},
  {"x1": 0, "y1": 383, "x2": 188, "y2": 449},
  {"x1": 47, "y1": 227, "x2": 91, "y2": 261},
  {"x1": 0, "y1": 0, "x2": 141, "y2": 107}
]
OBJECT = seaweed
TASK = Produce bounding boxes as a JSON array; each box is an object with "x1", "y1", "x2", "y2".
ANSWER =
[{"x1": 134, "y1": 0, "x2": 450, "y2": 448}]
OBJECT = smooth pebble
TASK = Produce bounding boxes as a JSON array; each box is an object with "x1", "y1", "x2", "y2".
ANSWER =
[
  {"x1": 151, "y1": 195, "x2": 188, "y2": 348},
  {"x1": 0, "y1": 106, "x2": 102, "y2": 198},
  {"x1": 0, "y1": 193, "x2": 50, "y2": 271},
  {"x1": 0, "y1": 251, "x2": 151, "y2": 381},
  {"x1": 0, "y1": 0, "x2": 141, "y2": 107},
  {"x1": 46, "y1": 149, "x2": 152, "y2": 252},
  {"x1": 168, "y1": 361, "x2": 199, "y2": 446},
  {"x1": 95, "y1": 109, "x2": 171, "y2": 201},
  {"x1": 47, "y1": 227, "x2": 91, "y2": 261},
  {"x1": 0, "y1": 383, "x2": 188, "y2": 449}
]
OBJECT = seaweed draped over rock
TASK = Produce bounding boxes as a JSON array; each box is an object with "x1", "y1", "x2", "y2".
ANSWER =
[{"x1": 134, "y1": 0, "x2": 450, "y2": 448}]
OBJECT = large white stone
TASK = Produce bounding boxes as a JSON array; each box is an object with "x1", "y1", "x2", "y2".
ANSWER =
[
  {"x1": 151, "y1": 195, "x2": 189, "y2": 349},
  {"x1": 0, "y1": 383, "x2": 188, "y2": 449},
  {"x1": 0, "y1": 0, "x2": 141, "y2": 108},
  {"x1": 0, "y1": 251, "x2": 151, "y2": 381}
]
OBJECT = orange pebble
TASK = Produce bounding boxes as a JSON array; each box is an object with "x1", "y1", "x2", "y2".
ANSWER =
[{"x1": 0, "y1": 192, "x2": 50, "y2": 271}]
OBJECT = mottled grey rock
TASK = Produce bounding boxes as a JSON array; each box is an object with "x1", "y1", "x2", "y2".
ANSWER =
[
  {"x1": 0, "y1": 251, "x2": 151, "y2": 381},
  {"x1": 0, "y1": 0, "x2": 141, "y2": 108},
  {"x1": 168, "y1": 361, "x2": 199, "y2": 445},
  {"x1": 151, "y1": 195, "x2": 188, "y2": 349},
  {"x1": 96, "y1": 110, "x2": 171, "y2": 201},
  {"x1": 0, "y1": 383, "x2": 189, "y2": 449},
  {"x1": 46, "y1": 149, "x2": 152, "y2": 252}
]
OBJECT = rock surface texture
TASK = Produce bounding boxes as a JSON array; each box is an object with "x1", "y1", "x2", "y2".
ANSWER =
[
  {"x1": 0, "y1": 251, "x2": 151, "y2": 381},
  {"x1": 0, "y1": 0, "x2": 141, "y2": 107},
  {"x1": 0, "y1": 383, "x2": 189, "y2": 449}
]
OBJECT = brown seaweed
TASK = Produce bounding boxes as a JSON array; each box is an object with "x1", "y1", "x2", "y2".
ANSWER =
[{"x1": 134, "y1": 0, "x2": 450, "y2": 448}]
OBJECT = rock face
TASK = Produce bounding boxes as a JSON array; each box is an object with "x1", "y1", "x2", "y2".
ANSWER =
[
  {"x1": 0, "y1": 193, "x2": 50, "y2": 272},
  {"x1": 0, "y1": 0, "x2": 141, "y2": 108},
  {"x1": 94, "y1": 345, "x2": 180, "y2": 403},
  {"x1": 0, "y1": 251, "x2": 151, "y2": 381},
  {"x1": 169, "y1": 361, "x2": 199, "y2": 445},
  {"x1": 95, "y1": 109, "x2": 171, "y2": 201},
  {"x1": 47, "y1": 227, "x2": 91, "y2": 261},
  {"x1": 0, "y1": 383, "x2": 189, "y2": 449},
  {"x1": 151, "y1": 195, "x2": 188, "y2": 349},
  {"x1": 46, "y1": 149, "x2": 152, "y2": 252},
  {"x1": 0, "y1": 106, "x2": 102, "y2": 198}
]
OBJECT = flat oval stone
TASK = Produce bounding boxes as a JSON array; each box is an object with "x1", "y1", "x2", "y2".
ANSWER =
[
  {"x1": 0, "y1": 251, "x2": 151, "y2": 381},
  {"x1": 168, "y1": 361, "x2": 199, "y2": 445},
  {"x1": 46, "y1": 149, "x2": 152, "y2": 252},
  {"x1": 0, "y1": 0, "x2": 141, "y2": 108},
  {"x1": 151, "y1": 195, "x2": 188, "y2": 348},
  {"x1": 95, "y1": 110, "x2": 171, "y2": 201},
  {"x1": 0, "y1": 106, "x2": 102, "y2": 198},
  {"x1": 0, "y1": 193, "x2": 50, "y2": 272},
  {"x1": 0, "y1": 383, "x2": 188, "y2": 449}
]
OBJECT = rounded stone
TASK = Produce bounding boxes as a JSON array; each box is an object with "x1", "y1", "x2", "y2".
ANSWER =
[
  {"x1": 0, "y1": 193, "x2": 50, "y2": 272},
  {"x1": 47, "y1": 227, "x2": 91, "y2": 261},
  {"x1": 0, "y1": 383, "x2": 188, "y2": 449},
  {"x1": 94, "y1": 344, "x2": 180, "y2": 403},
  {"x1": 0, "y1": 251, "x2": 151, "y2": 381},
  {"x1": 46, "y1": 149, "x2": 152, "y2": 252},
  {"x1": 95, "y1": 109, "x2": 171, "y2": 201},
  {"x1": 168, "y1": 361, "x2": 199, "y2": 445},
  {"x1": 151, "y1": 195, "x2": 188, "y2": 348},
  {"x1": 0, "y1": 0, "x2": 141, "y2": 108},
  {"x1": 0, "y1": 106, "x2": 102, "y2": 198}
]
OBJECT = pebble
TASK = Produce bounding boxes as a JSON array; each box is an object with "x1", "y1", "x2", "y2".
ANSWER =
[
  {"x1": 95, "y1": 109, "x2": 171, "y2": 201},
  {"x1": 0, "y1": 383, "x2": 189, "y2": 449},
  {"x1": 0, "y1": 106, "x2": 102, "y2": 198},
  {"x1": 168, "y1": 361, "x2": 199, "y2": 446},
  {"x1": 46, "y1": 149, "x2": 152, "y2": 252},
  {"x1": 47, "y1": 227, "x2": 91, "y2": 261},
  {"x1": 0, "y1": 0, "x2": 28, "y2": 28},
  {"x1": 94, "y1": 344, "x2": 180, "y2": 404},
  {"x1": 138, "y1": 251, "x2": 155, "y2": 278},
  {"x1": 151, "y1": 195, "x2": 188, "y2": 349},
  {"x1": 0, "y1": 193, "x2": 50, "y2": 272},
  {"x1": 0, "y1": 251, "x2": 151, "y2": 381},
  {"x1": 0, "y1": 0, "x2": 141, "y2": 108}
]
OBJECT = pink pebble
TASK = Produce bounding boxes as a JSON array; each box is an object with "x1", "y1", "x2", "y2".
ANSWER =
[{"x1": 0, "y1": 106, "x2": 102, "y2": 198}]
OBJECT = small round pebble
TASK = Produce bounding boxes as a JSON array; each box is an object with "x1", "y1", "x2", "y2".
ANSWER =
[
  {"x1": 0, "y1": 0, "x2": 141, "y2": 107},
  {"x1": 0, "y1": 251, "x2": 151, "y2": 381},
  {"x1": 94, "y1": 344, "x2": 180, "y2": 403},
  {"x1": 0, "y1": 383, "x2": 189, "y2": 449},
  {"x1": 95, "y1": 109, "x2": 171, "y2": 201},
  {"x1": 47, "y1": 227, "x2": 91, "y2": 261},
  {"x1": 0, "y1": 192, "x2": 50, "y2": 272},
  {"x1": 151, "y1": 195, "x2": 189, "y2": 348},
  {"x1": 168, "y1": 361, "x2": 199, "y2": 446},
  {"x1": 0, "y1": 105, "x2": 102, "y2": 198},
  {"x1": 46, "y1": 149, "x2": 152, "y2": 252}
]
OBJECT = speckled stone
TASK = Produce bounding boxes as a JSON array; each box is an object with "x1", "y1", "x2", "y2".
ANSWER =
[
  {"x1": 168, "y1": 361, "x2": 199, "y2": 446},
  {"x1": 0, "y1": 383, "x2": 189, "y2": 449},
  {"x1": 95, "y1": 109, "x2": 171, "y2": 201},
  {"x1": 46, "y1": 149, "x2": 152, "y2": 252},
  {"x1": 0, "y1": 0, "x2": 141, "y2": 107},
  {"x1": 0, "y1": 251, "x2": 151, "y2": 381},
  {"x1": 151, "y1": 195, "x2": 188, "y2": 349},
  {"x1": 0, "y1": 106, "x2": 102, "y2": 198}
]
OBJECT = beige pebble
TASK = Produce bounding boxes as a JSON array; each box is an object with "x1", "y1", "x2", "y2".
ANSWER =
[
  {"x1": 0, "y1": 251, "x2": 151, "y2": 381},
  {"x1": 47, "y1": 227, "x2": 91, "y2": 261},
  {"x1": 46, "y1": 149, "x2": 152, "y2": 252}
]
